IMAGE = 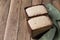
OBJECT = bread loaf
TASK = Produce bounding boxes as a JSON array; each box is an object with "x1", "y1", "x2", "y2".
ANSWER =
[
  {"x1": 25, "y1": 5, "x2": 53, "y2": 38},
  {"x1": 28, "y1": 16, "x2": 52, "y2": 37},
  {"x1": 28, "y1": 16, "x2": 52, "y2": 30},
  {"x1": 26, "y1": 5, "x2": 48, "y2": 17}
]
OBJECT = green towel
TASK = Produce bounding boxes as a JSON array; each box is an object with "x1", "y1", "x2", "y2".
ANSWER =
[{"x1": 39, "y1": 3, "x2": 60, "y2": 40}]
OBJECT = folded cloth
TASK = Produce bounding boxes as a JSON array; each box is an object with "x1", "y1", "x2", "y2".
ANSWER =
[{"x1": 39, "y1": 3, "x2": 60, "y2": 40}]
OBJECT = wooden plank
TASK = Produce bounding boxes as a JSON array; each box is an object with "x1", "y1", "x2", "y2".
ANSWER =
[
  {"x1": 42, "y1": 0, "x2": 52, "y2": 4},
  {"x1": 0, "y1": 0, "x2": 10, "y2": 40},
  {"x1": 52, "y1": 0, "x2": 60, "y2": 11},
  {"x1": 17, "y1": 0, "x2": 32, "y2": 40},
  {"x1": 4, "y1": 0, "x2": 21, "y2": 40},
  {"x1": 32, "y1": 0, "x2": 42, "y2": 5}
]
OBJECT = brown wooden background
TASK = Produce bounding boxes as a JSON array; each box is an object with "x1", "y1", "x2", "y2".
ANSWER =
[{"x1": 0, "y1": 0, "x2": 60, "y2": 40}]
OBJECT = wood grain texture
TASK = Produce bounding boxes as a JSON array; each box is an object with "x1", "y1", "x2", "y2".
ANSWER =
[
  {"x1": 0, "y1": 0, "x2": 10, "y2": 40},
  {"x1": 52, "y1": 0, "x2": 60, "y2": 11},
  {"x1": 0, "y1": 0, "x2": 60, "y2": 40},
  {"x1": 42, "y1": 0, "x2": 52, "y2": 4},
  {"x1": 4, "y1": 0, "x2": 20, "y2": 40},
  {"x1": 17, "y1": 0, "x2": 32, "y2": 40},
  {"x1": 32, "y1": 0, "x2": 42, "y2": 5}
]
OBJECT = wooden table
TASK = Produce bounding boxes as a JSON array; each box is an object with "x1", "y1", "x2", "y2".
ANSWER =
[{"x1": 0, "y1": 0, "x2": 60, "y2": 40}]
